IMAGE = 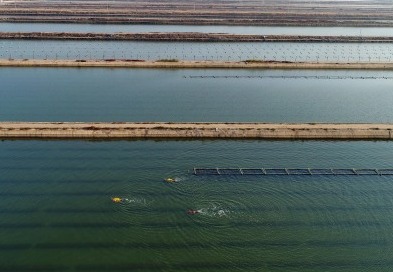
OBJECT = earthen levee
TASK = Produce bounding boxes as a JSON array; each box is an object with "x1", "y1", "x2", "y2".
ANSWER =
[
  {"x1": 1, "y1": 59, "x2": 393, "y2": 70},
  {"x1": 1, "y1": 122, "x2": 392, "y2": 139}
]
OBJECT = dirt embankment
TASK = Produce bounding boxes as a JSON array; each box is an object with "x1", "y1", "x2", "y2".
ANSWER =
[
  {"x1": 1, "y1": 122, "x2": 393, "y2": 140},
  {"x1": 1, "y1": 59, "x2": 393, "y2": 70},
  {"x1": 1, "y1": 32, "x2": 393, "y2": 43}
]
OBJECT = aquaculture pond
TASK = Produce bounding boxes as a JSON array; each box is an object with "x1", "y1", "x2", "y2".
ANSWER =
[
  {"x1": 1, "y1": 67, "x2": 393, "y2": 123},
  {"x1": 1, "y1": 40, "x2": 393, "y2": 62},
  {"x1": 2, "y1": 19, "x2": 393, "y2": 271},
  {"x1": 1, "y1": 139, "x2": 393, "y2": 271}
]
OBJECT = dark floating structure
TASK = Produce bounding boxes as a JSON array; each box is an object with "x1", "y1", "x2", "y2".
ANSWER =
[
  {"x1": 193, "y1": 168, "x2": 393, "y2": 176},
  {"x1": 187, "y1": 75, "x2": 393, "y2": 80}
]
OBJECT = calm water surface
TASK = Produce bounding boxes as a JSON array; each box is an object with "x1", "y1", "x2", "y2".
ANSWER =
[
  {"x1": 1, "y1": 139, "x2": 393, "y2": 271},
  {"x1": 1, "y1": 68, "x2": 393, "y2": 123},
  {"x1": 2, "y1": 23, "x2": 393, "y2": 36}
]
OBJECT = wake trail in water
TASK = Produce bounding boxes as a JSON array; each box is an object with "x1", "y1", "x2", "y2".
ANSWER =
[{"x1": 197, "y1": 204, "x2": 231, "y2": 218}]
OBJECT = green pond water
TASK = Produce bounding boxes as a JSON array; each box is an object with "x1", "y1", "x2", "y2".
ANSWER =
[{"x1": 1, "y1": 139, "x2": 393, "y2": 271}]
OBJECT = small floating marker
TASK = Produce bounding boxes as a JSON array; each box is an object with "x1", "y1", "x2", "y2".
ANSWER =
[
  {"x1": 164, "y1": 177, "x2": 176, "y2": 183},
  {"x1": 111, "y1": 197, "x2": 122, "y2": 203}
]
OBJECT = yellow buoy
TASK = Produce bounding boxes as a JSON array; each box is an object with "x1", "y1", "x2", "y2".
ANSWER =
[
  {"x1": 111, "y1": 197, "x2": 122, "y2": 203},
  {"x1": 164, "y1": 178, "x2": 176, "y2": 183}
]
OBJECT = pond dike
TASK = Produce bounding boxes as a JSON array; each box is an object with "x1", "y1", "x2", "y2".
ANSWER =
[
  {"x1": 1, "y1": 32, "x2": 393, "y2": 42},
  {"x1": 2, "y1": 59, "x2": 393, "y2": 70},
  {"x1": 1, "y1": 122, "x2": 393, "y2": 139}
]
